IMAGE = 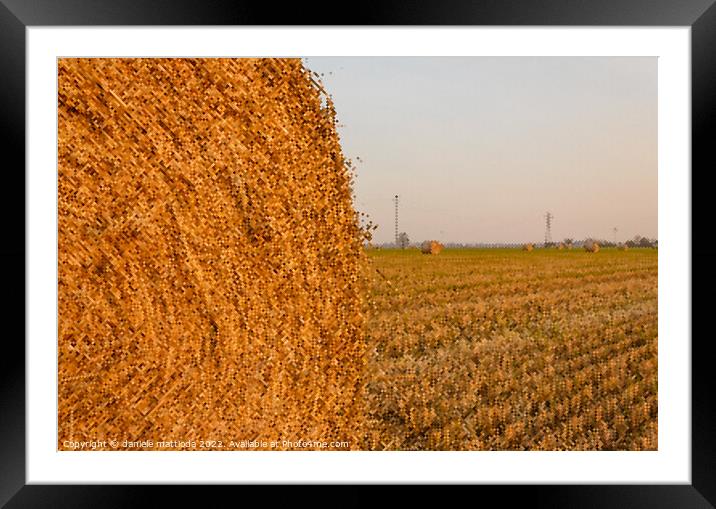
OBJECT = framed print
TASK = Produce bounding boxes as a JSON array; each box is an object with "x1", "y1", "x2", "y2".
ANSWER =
[{"x1": 3, "y1": 0, "x2": 715, "y2": 505}]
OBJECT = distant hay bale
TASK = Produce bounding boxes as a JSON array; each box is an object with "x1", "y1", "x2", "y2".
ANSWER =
[
  {"x1": 57, "y1": 58, "x2": 366, "y2": 450},
  {"x1": 584, "y1": 240, "x2": 600, "y2": 253},
  {"x1": 522, "y1": 243, "x2": 534, "y2": 252},
  {"x1": 421, "y1": 240, "x2": 444, "y2": 255}
]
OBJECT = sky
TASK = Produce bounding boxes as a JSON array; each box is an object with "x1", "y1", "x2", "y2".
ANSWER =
[{"x1": 303, "y1": 57, "x2": 657, "y2": 245}]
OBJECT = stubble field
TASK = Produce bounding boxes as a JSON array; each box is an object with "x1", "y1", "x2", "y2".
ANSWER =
[{"x1": 363, "y1": 248, "x2": 658, "y2": 450}]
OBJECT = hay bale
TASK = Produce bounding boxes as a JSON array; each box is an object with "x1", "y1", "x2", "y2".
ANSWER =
[
  {"x1": 522, "y1": 243, "x2": 534, "y2": 252},
  {"x1": 57, "y1": 58, "x2": 366, "y2": 450},
  {"x1": 421, "y1": 240, "x2": 444, "y2": 255},
  {"x1": 584, "y1": 240, "x2": 600, "y2": 253}
]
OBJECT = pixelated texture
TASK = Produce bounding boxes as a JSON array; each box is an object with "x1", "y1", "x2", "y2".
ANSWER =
[
  {"x1": 364, "y1": 248, "x2": 657, "y2": 450},
  {"x1": 58, "y1": 58, "x2": 657, "y2": 452},
  {"x1": 58, "y1": 58, "x2": 367, "y2": 450}
]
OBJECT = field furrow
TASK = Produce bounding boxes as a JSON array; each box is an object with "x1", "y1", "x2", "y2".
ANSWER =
[{"x1": 363, "y1": 248, "x2": 658, "y2": 450}]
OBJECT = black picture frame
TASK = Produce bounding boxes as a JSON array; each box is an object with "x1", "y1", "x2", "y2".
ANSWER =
[{"x1": 2, "y1": 0, "x2": 713, "y2": 506}]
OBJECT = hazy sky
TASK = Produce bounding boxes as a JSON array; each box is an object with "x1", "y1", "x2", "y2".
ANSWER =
[{"x1": 303, "y1": 57, "x2": 657, "y2": 244}]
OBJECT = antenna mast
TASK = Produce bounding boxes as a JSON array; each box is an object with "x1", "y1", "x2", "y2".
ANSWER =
[
  {"x1": 394, "y1": 195, "x2": 399, "y2": 246},
  {"x1": 544, "y1": 211, "x2": 553, "y2": 246}
]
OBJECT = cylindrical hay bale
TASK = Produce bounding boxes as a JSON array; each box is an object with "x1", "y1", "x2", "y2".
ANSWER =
[
  {"x1": 584, "y1": 240, "x2": 600, "y2": 253},
  {"x1": 58, "y1": 58, "x2": 366, "y2": 450},
  {"x1": 522, "y1": 243, "x2": 534, "y2": 252},
  {"x1": 421, "y1": 240, "x2": 444, "y2": 255}
]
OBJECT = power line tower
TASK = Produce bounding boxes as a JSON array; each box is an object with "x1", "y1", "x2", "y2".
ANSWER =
[
  {"x1": 394, "y1": 195, "x2": 399, "y2": 246},
  {"x1": 544, "y1": 211, "x2": 553, "y2": 246},
  {"x1": 613, "y1": 227, "x2": 618, "y2": 244}
]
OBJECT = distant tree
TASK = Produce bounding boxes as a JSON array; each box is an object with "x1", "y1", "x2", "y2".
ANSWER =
[
  {"x1": 638, "y1": 236, "x2": 654, "y2": 248},
  {"x1": 625, "y1": 235, "x2": 654, "y2": 248},
  {"x1": 397, "y1": 232, "x2": 410, "y2": 249},
  {"x1": 563, "y1": 238, "x2": 574, "y2": 246}
]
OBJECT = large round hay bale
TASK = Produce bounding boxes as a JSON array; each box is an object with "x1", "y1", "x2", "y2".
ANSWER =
[
  {"x1": 421, "y1": 240, "x2": 444, "y2": 255},
  {"x1": 584, "y1": 240, "x2": 600, "y2": 253},
  {"x1": 57, "y1": 58, "x2": 366, "y2": 450},
  {"x1": 522, "y1": 243, "x2": 534, "y2": 252}
]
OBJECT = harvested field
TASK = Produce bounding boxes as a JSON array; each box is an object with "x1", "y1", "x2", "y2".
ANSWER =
[
  {"x1": 363, "y1": 248, "x2": 658, "y2": 450},
  {"x1": 56, "y1": 57, "x2": 658, "y2": 453}
]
